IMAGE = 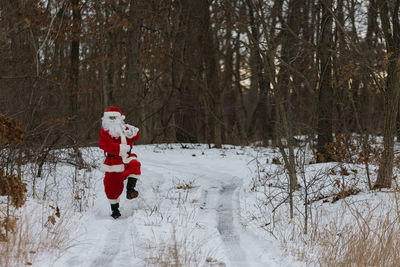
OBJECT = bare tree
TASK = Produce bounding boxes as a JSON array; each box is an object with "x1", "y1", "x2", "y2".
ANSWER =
[
  {"x1": 69, "y1": 0, "x2": 81, "y2": 137},
  {"x1": 0, "y1": 0, "x2": 392, "y2": 155},
  {"x1": 374, "y1": 0, "x2": 400, "y2": 189},
  {"x1": 316, "y1": 0, "x2": 334, "y2": 162}
]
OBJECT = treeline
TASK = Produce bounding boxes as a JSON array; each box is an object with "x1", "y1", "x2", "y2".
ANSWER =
[{"x1": 0, "y1": 1, "x2": 397, "y2": 158}]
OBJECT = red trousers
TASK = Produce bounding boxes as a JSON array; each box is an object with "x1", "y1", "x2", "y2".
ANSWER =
[{"x1": 103, "y1": 159, "x2": 141, "y2": 200}]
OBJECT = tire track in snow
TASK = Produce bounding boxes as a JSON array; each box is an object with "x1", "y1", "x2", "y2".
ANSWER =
[
  {"x1": 89, "y1": 219, "x2": 128, "y2": 267},
  {"x1": 217, "y1": 184, "x2": 247, "y2": 266}
]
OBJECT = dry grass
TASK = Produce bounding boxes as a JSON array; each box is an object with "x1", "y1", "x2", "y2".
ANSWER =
[
  {"x1": 316, "y1": 203, "x2": 400, "y2": 266},
  {"x1": 144, "y1": 227, "x2": 225, "y2": 267},
  {"x1": 0, "y1": 207, "x2": 75, "y2": 267},
  {"x1": 286, "y1": 194, "x2": 400, "y2": 267},
  {"x1": 174, "y1": 179, "x2": 197, "y2": 190}
]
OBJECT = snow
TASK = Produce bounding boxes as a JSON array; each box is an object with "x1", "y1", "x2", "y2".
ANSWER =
[
  {"x1": 8, "y1": 142, "x2": 398, "y2": 266},
  {"x1": 16, "y1": 144, "x2": 301, "y2": 267}
]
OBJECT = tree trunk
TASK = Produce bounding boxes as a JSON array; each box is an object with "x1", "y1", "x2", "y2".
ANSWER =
[
  {"x1": 69, "y1": 0, "x2": 81, "y2": 138},
  {"x1": 316, "y1": 0, "x2": 334, "y2": 162},
  {"x1": 245, "y1": 0, "x2": 271, "y2": 144},
  {"x1": 126, "y1": 1, "x2": 145, "y2": 141},
  {"x1": 275, "y1": 0, "x2": 302, "y2": 189},
  {"x1": 376, "y1": 61, "x2": 400, "y2": 188},
  {"x1": 222, "y1": 0, "x2": 234, "y2": 144},
  {"x1": 374, "y1": 0, "x2": 400, "y2": 189},
  {"x1": 199, "y1": 0, "x2": 222, "y2": 148}
]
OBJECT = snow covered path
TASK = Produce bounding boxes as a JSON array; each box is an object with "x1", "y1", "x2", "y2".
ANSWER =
[
  {"x1": 40, "y1": 145, "x2": 302, "y2": 267},
  {"x1": 216, "y1": 184, "x2": 247, "y2": 265}
]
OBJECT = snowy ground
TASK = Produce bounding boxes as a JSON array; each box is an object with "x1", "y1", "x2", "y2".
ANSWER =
[
  {"x1": 11, "y1": 142, "x2": 399, "y2": 266},
  {"x1": 24, "y1": 144, "x2": 303, "y2": 267}
]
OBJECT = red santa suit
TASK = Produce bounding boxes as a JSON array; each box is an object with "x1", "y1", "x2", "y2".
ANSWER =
[{"x1": 99, "y1": 107, "x2": 141, "y2": 204}]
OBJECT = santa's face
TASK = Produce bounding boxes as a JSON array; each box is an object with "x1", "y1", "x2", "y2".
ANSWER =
[{"x1": 102, "y1": 115, "x2": 125, "y2": 138}]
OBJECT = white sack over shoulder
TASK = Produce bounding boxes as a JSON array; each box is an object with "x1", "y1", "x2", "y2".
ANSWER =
[{"x1": 123, "y1": 124, "x2": 139, "y2": 138}]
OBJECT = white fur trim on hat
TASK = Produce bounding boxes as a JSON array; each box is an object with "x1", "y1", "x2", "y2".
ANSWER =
[{"x1": 104, "y1": 111, "x2": 122, "y2": 117}]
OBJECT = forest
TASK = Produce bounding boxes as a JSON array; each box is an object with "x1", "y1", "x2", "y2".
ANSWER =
[
  {"x1": 1, "y1": 1, "x2": 400, "y2": 265},
  {"x1": 2, "y1": 0, "x2": 399, "y2": 188},
  {"x1": 0, "y1": 0, "x2": 393, "y2": 144}
]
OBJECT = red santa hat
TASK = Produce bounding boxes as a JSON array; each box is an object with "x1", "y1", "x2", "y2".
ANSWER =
[{"x1": 104, "y1": 106, "x2": 123, "y2": 118}]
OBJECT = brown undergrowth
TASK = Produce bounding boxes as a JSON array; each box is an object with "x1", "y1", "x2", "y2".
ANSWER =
[
  {"x1": 0, "y1": 207, "x2": 74, "y2": 267},
  {"x1": 287, "y1": 194, "x2": 400, "y2": 267},
  {"x1": 0, "y1": 113, "x2": 74, "y2": 266}
]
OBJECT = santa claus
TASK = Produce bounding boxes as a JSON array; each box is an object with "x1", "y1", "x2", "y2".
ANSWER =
[{"x1": 99, "y1": 106, "x2": 141, "y2": 219}]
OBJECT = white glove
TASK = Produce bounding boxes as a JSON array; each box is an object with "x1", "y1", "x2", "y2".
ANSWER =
[
  {"x1": 119, "y1": 144, "x2": 131, "y2": 157},
  {"x1": 123, "y1": 124, "x2": 139, "y2": 138}
]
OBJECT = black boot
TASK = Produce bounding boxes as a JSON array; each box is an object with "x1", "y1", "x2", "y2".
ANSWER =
[
  {"x1": 126, "y1": 178, "x2": 139, "y2": 199},
  {"x1": 110, "y1": 203, "x2": 121, "y2": 219}
]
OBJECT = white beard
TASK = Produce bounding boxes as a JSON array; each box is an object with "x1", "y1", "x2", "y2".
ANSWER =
[{"x1": 102, "y1": 116, "x2": 124, "y2": 138}]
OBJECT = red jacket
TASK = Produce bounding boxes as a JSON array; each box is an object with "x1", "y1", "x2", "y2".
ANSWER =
[{"x1": 99, "y1": 128, "x2": 140, "y2": 172}]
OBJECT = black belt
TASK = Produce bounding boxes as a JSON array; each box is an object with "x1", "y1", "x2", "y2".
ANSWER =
[{"x1": 106, "y1": 153, "x2": 118, "y2": 157}]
